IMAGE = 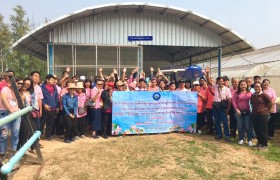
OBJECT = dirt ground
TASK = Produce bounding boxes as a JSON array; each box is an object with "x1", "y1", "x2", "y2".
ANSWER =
[{"x1": 11, "y1": 131, "x2": 280, "y2": 180}]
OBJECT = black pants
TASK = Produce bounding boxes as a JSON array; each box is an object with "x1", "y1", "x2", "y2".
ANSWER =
[
  {"x1": 229, "y1": 105, "x2": 237, "y2": 137},
  {"x1": 206, "y1": 108, "x2": 214, "y2": 134},
  {"x1": 64, "y1": 109, "x2": 78, "y2": 140},
  {"x1": 196, "y1": 113, "x2": 205, "y2": 132},
  {"x1": 268, "y1": 113, "x2": 277, "y2": 137},
  {"x1": 103, "y1": 112, "x2": 112, "y2": 136},
  {"x1": 52, "y1": 110, "x2": 64, "y2": 136},
  {"x1": 252, "y1": 114, "x2": 269, "y2": 146},
  {"x1": 42, "y1": 109, "x2": 56, "y2": 139},
  {"x1": 78, "y1": 116, "x2": 87, "y2": 136},
  {"x1": 30, "y1": 116, "x2": 40, "y2": 150}
]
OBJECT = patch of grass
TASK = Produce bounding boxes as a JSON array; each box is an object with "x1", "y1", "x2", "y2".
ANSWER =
[
  {"x1": 201, "y1": 142, "x2": 221, "y2": 153},
  {"x1": 227, "y1": 172, "x2": 246, "y2": 180},
  {"x1": 255, "y1": 144, "x2": 280, "y2": 162}
]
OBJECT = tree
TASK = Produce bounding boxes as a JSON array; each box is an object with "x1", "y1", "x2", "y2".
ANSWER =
[
  {"x1": 6, "y1": 4, "x2": 47, "y2": 78},
  {"x1": 0, "y1": 14, "x2": 12, "y2": 72}
]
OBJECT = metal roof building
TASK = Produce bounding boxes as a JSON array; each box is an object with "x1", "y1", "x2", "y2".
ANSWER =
[{"x1": 12, "y1": 2, "x2": 255, "y2": 77}]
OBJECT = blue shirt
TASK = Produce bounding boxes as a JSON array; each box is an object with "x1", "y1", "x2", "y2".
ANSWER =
[{"x1": 62, "y1": 93, "x2": 78, "y2": 116}]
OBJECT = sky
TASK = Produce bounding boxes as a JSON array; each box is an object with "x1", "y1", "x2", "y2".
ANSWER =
[{"x1": 0, "y1": 0, "x2": 280, "y2": 49}]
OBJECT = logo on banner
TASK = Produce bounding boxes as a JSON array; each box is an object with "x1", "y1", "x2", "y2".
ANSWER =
[{"x1": 153, "y1": 92, "x2": 161, "y2": 101}]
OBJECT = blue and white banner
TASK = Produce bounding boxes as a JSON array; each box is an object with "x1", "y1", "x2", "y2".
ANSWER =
[{"x1": 112, "y1": 91, "x2": 197, "y2": 135}]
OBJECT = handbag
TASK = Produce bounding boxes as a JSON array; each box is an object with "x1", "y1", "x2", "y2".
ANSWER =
[
  {"x1": 86, "y1": 99, "x2": 95, "y2": 107},
  {"x1": 31, "y1": 110, "x2": 40, "y2": 118},
  {"x1": 78, "y1": 107, "x2": 86, "y2": 115}
]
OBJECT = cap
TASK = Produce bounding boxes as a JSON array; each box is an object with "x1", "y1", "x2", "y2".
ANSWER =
[
  {"x1": 80, "y1": 76, "x2": 86, "y2": 81},
  {"x1": 107, "y1": 82, "x2": 115, "y2": 88},
  {"x1": 193, "y1": 81, "x2": 200, "y2": 86}
]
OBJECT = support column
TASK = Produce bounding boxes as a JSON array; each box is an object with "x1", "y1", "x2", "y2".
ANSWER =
[
  {"x1": 48, "y1": 44, "x2": 53, "y2": 74},
  {"x1": 218, "y1": 47, "x2": 222, "y2": 77},
  {"x1": 189, "y1": 56, "x2": 192, "y2": 67},
  {"x1": 137, "y1": 45, "x2": 142, "y2": 76}
]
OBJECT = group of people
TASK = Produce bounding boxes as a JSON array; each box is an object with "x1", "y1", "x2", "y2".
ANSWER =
[{"x1": 0, "y1": 66, "x2": 277, "y2": 158}]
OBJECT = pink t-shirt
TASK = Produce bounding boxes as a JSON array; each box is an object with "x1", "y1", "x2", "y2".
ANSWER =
[
  {"x1": 213, "y1": 85, "x2": 232, "y2": 102},
  {"x1": 56, "y1": 85, "x2": 61, "y2": 97},
  {"x1": 232, "y1": 91, "x2": 252, "y2": 111},
  {"x1": 77, "y1": 93, "x2": 87, "y2": 118},
  {"x1": 263, "y1": 88, "x2": 277, "y2": 113},
  {"x1": 230, "y1": 87, "x2": 237, "y2": 97},
  {"x1": 90, "y1": 87, "x2": 104, "y2": 109},
  {"x1": 0, "y1": 86, "x2": 19, "y2": 112},
  {"x1": 148, "y1": 86, "x2": 159, "y2": 91},
  {"x1": 206, "y1": 86, "x2": 215, "y2": 109},
  {"x1": 197, "y1": 90, "x2": 206, "y2": 113},
  {"x1": 34, "y1": 84, "x2": 43, "y2": 100}
]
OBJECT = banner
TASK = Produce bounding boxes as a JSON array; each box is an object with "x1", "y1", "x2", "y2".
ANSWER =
[{"x1": 112, "y1": 91, "x2": 197, "y2": 135}]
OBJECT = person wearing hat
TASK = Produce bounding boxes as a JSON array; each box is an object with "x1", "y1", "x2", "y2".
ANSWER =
[
  {"x1": 90, "y1": 79, "x2": 104, "y2": 138},
  {"x1": 116, "y1": 80, "x2": 124, "y2": 91},
  {"x1": 76, "y1": 82, "x2": 87, "y2": 138},
  {"x1": 176, "y1": 79, "x2": 187, "y2": 91},
  {"x1": 192, "y1": 81, "x2": 207, "y2": 134},
  {"x1": 62, "y1": 83, "x2": 78, "y2": 143},
  {"x1": 101, "y1": 82, "x2": 114, "y2": 139}
]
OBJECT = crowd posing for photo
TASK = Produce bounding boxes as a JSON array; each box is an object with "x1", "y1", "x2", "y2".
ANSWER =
[{"x1": 0, "y1": 66, "x2": 277, "y2": 159}]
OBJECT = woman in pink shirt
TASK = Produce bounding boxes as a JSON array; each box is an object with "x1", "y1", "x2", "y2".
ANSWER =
[
  {"x1": 0, "y1": 75, "x2": 20, "y2": 156},
  {"x1": 262, "y1": 79, "x2": 277, "y2": 138},
  {"x1": 90, "y1": 80, "x2": 104, "y2": 138},
  {"x1": 192, "y1": 81, "x2": 206, "y2": 133},
  {"x1": 232, "y1": 80, "x2": 253, "y2": 146},
  {"x1": 76, "y1": 82, "x2": 87, "y2": 138},
  {"x1": 84, "y1": 79, "x2": 93, "y2": 130}
]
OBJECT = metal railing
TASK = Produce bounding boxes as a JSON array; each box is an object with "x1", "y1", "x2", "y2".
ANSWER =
[{"x1": 0, "y1": 106, "x2": 41, "y2": 175}]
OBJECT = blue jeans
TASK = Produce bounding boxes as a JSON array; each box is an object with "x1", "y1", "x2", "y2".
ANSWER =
[
  {"x1": 213, "y1": 107, "x2": 230, "y2": 137},
  {"x1": 235, "y1": 112, "x2": 253, "y2": 141},
  {"x1": 0, "y1": 110, "x2": 21, "y2": 153}
]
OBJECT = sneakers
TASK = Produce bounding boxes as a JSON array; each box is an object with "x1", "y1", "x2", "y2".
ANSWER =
[
  {"x1": 64, "y1": 139, "x2": 71, "y2": 143},
  {"x1": 103, "y1": 135, "x2": 109, "y2": 139},
  {"x1": 80, "y1": 135, "x2": 86, "y2": 138},
  {"x1": 238, "y1": 140, "x2": 244, "y2": 145},
  {"x1": 248, "y1": 141, "x2": 254, "y2": 147},
  {"x1": 74, "y1": 136, "x2": 80, "y2": 140}
]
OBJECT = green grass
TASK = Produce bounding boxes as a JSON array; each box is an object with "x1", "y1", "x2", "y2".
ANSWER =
[{"x1": 254, "y1": 144, "x2": 280, "y2": 162}]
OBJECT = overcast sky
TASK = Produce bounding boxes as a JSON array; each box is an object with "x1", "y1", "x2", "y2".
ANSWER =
[{"x1": 1, "y1": 0, "x2": 279, "y2": 49}]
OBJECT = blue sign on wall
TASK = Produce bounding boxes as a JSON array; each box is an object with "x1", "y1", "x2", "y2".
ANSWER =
[
  {"x1": 128, "y1": 36, "x2": 153, "y2": 41},
  {"x1": 112, "y1": 91, "x2": 197, "y2": 135}
]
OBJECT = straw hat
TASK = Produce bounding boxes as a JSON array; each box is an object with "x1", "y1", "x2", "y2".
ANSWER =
[
  {"x1": 116, "y1": 80, "x2": 124, "y2": 86},
  {"x1": 67, "y1": 83, "x2": 76, "y2": 89},
  {"x1": 76, "y1": 82, "x2": 84, "y2": 89}
]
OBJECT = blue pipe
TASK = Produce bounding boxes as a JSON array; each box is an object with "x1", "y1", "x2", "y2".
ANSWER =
[
  {"x1": 0, "y1": 131, "x2": 41, "y2": 175},
  {"x1": 0, "y1": 106, "x2": 32, "y2": 127}
]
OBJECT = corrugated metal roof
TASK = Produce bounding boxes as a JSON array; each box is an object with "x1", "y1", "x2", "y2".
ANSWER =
[{"x1": 12, "y1": 2, "x2": 255, "y2": 60}]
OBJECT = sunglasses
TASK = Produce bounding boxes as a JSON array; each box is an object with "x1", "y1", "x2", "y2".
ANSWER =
[{"x1": 97, "y1": 84, "x2": 103, "y2": 85}]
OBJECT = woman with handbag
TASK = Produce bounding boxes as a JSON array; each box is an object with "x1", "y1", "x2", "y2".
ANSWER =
[
  {"x1": 90, "y1": 80, "x2": 104, "y2": 139},
  {"x1": 19, "y1": 78, "x2": 41, "y2": 153},
  {"x1": 62, "y1": 83, "x2": 78, "y2": 143},
  {"x1": 232, "y1": 80, "x2": 253, "y2": 146},
  {"x1": 76, "y1": 82, "x2": 87, "y2": 138}
]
